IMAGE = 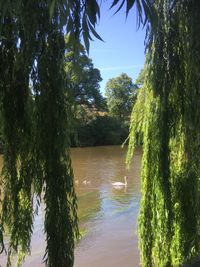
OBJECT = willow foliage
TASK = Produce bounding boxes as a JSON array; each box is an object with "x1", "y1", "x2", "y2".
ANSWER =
[
  {"x1": 0, "y1": 1, "x2": 154, "y2": 266},
  {"x1": 2, "y1": 0, "x2": 200, "y2": 266},
  {"x1": 128, "y1": 1, "x2": 200, "y2": 266},
  {"x1": 0, "y1": 1, "x2": 102, "y2": 266}
]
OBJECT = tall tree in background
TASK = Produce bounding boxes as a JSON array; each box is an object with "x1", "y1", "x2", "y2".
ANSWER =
[
  {"x1": 65, "y1": 40, "x2": 104, "y2": 111},
  {"x1": 105, "y1": 73, "x2": 138, "y2": 122},
  {"x1": 65, "y1": 40, "x2": 107, "y2": 146},
  {"x1": 65, "y1": 40, "x2": 105, "y2": 126}
]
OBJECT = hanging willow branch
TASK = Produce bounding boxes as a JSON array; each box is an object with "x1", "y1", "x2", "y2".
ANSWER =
[
  {"x1": 127, "y1": 0, "x2": 200, "y2": 266},
  {"x1": 35, "y1": 16, "x2": 79, "y2": 266},
  {"x1": 0, "y1": 1, "x2": 98, "y2": 266},
  {"x1": 4, "y1": 0, "x2": 199, "y2": 267}
]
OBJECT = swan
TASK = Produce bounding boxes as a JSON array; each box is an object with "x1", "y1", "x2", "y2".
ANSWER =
[
  {"x1": 83, "y1": 180, "x2": 91, "y2": 184},
  {"x1": 111, "y1": 176, "x2": 128, "y2": 187}
]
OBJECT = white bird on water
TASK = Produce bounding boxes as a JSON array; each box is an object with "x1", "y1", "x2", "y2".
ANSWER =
[
  {"x1": 111, "y1": 176, "x2": 128, "y2": 187},
  {"x1": 83, "y1": 180, "x2": 91, "y2": 184}
]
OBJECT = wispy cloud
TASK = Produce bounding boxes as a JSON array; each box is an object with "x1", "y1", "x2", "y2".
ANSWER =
[
  {"x1": 100, "y1": 65, "x2": 143, "y2": 72},
  {"x1": 90, "y1": 48, "x2": 117, "y2": 53}
]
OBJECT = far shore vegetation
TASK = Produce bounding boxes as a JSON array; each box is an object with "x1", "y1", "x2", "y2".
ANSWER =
[
  {"x1": 67, "y1": 42, "x2": 141, "y2": 147},
  {"x1": 0, "y1": 43, "x2": 141, "y2": 150}
]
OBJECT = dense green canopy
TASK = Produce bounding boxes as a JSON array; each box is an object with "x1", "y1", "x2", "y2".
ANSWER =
[
  {"x1": 65, "y1": 41, "x2": 104, "y2": 110},
  {"x1": 105, "y1": 73, "x2": 138, "y2": 121}
]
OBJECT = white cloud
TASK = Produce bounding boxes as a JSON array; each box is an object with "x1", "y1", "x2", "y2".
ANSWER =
[{"x1": 90, "y1": 48, "x2": 117, "y2": 53}]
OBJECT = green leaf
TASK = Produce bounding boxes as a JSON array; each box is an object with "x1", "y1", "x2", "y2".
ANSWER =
[
  {"x1": 110, "y1": 0, "x2": 120, "y2": 9},
  {"x1": 136, "y1": 0, "x2": 143, "y2": 27},
  {"x1": 67, "y1": 15, "x2": 73, "y2": 34},
  {"x1": 113, "y1": 0, "x2": 126, "y2": 15},
  {"x1": 86, "y1": 0, "x2": 99, "y2": 26},
  {"x1": 88, "y1": 22, "x2": 104, "y2": 42},
  {"x1": 142, "y1": 0, "x2": 157, "y2": 28},
  {"x1": 95, "y1": 1, "x2": 100, "y2": 19},
  {"x1": 49, "y1": 0, "x2": 56, "y2": 20},
  {"x1": 126, "y1": 0, "x2": 135, "y2": 18},
  {"x1": 82, "y1": 14, "x2": 93, "y2": 43},
  {"x1": 83, "y1": 31, "x2": 90, "y2": 54}
]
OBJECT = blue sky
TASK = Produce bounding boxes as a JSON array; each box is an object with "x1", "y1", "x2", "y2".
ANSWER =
[{"x1": 88, "y1": 1, "x2": 146, "y2": 95}]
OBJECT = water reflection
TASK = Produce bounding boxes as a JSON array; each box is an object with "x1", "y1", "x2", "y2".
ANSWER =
[
  {"x1": 73, "y1": 146, "x2": 142, "y2": 267},
  {"x1": 0, "y1": 146, "x2": 142, "y2": 267}
]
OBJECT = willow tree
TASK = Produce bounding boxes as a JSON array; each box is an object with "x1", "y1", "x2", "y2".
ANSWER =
[
  {"x1": 0, "y1": 1, "x2": 101, "y2": 266},
  {"x1": 127, "y1": 1, "x2": 200, "y2": 266},
  {"x1": 1, "y1": 0, "x2": 200, "y2": 267}
]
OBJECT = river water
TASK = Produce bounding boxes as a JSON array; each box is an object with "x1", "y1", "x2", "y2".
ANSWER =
[{"x1": 0, "y1": 146, "x2": 142, "y2": 267}]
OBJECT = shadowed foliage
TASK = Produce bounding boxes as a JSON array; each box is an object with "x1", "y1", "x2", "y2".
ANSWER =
[{"x1": 0, "y1": 1, "x2": 102, "y2": 266}]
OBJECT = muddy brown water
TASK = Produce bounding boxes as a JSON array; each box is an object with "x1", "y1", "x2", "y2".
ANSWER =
[{"x1": 0, "y1": 146, "x2": 142, "y2": 267}]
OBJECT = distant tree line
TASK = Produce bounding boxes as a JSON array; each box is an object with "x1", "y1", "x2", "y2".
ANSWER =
[{"x1": 67, "y1": 42, "x2": 140, "y2": 147}]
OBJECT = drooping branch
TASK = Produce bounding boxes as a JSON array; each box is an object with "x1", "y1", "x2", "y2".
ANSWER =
[{"x1": 127, "y1": 1, "x2": 200, "y2": 266}]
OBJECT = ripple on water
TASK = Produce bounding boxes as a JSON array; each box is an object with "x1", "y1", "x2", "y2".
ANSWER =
[{"x1": 0, "y1": 146, "x2": 142, "y2": 267}]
